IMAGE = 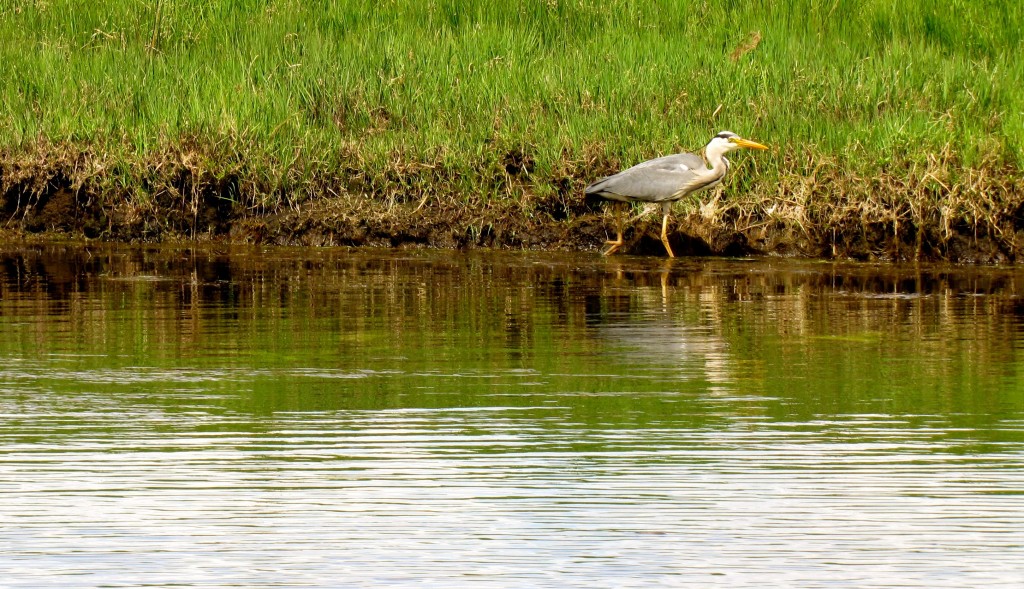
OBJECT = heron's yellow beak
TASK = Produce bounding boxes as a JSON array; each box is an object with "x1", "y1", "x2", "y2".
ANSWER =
[{"x1": 733, "y1": 138, "x2": 769, "y2": 150}]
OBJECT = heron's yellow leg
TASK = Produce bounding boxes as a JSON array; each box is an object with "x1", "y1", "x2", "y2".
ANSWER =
[
  {"x1": 603, "y1": 203, "x2": 625, "y2": 256},
  {"x1": 660, "y1": 210, "x2": 675, "y2": 258}
]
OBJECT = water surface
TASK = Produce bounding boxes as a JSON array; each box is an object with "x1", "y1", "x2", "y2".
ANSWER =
[{"x1": 1, "y1": 244, "x2": 1022, "y2": 587}]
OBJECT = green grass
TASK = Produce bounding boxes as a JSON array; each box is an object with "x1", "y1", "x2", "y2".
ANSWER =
[{"x1": 1, "y1": 0, "x2": 1022, "y2": 247}]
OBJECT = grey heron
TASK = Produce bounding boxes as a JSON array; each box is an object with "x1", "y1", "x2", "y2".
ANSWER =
[{"x1": 585, "y1": 131, "x2": 768, "y2": 257}]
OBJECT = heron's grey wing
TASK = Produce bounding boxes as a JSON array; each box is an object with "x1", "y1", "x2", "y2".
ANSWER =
[
  {"x1": 630, "y1": 152, "x2": 705, "y2": 171},
  {"x1": 586, "y1": 153, "x2": 706, "y2": 202}
]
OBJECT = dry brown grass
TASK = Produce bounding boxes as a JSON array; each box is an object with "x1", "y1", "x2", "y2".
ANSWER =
[
  {"x1": 672, "y1": 149, "x2": 1024, "y2": 262},
  {"x1": 2, "y1": 139, "x2": 1023, "y2": 262}
]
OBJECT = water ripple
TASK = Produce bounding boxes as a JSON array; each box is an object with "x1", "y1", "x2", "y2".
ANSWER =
[
  {"x1": 2, "y1": 248, "x2": 1024, "y2": 587},
  {"x1": 3, "y1": 404, "x2": 1023, "y2": 588}
]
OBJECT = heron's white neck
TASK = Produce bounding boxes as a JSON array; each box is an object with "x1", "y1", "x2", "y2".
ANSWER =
[{"x1": 704, "y1": 141, "x2": 731, "y2": 174}]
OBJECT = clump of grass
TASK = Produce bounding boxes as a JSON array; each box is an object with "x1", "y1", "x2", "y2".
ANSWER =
[{"x1": 0, "y1": 1, "x2": 1022, "y2": 259}]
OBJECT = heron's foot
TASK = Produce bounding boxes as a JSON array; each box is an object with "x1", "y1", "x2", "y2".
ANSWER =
[
  {"x1": 659, "y1": 213, "x2": 676, "y2": 258},
  {"x1": 660, "y1": 237, "x2": 676, "y2": 258},
  {"x1": 603, "y1": 238, "x2": 624, "y2": 256}
]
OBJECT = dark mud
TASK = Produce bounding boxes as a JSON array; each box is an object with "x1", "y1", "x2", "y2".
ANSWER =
[{"x1": 2, "y1": 158, "x2": 1023, "y2": 263}]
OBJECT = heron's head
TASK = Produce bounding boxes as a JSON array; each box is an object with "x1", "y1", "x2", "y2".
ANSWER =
[{"x1": 706, "y1": 131, "x2": 768, "y2": 159}]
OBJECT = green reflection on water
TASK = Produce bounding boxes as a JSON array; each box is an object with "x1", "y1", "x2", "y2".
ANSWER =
[{"x1": 1, "y1": 244, "x2": 1023, "y2": 445}]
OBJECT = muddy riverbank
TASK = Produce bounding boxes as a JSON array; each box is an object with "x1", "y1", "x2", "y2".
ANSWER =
[{"x1": 3, "y1": 148, "x2": 1023, "y2": 263}]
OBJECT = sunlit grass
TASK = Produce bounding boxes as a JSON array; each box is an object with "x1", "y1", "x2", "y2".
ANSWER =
[{"x1": 0, "y1": 0, "x2": 1021, "y2": 229}]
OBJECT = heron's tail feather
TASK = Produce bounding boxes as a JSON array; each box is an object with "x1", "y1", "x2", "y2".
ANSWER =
[
  {"x1": 582, "y1": 178, "x2": 614, "y2": 212},
  {"x1": 584, "y1": 176, "x2": 610, "y2": 196}
]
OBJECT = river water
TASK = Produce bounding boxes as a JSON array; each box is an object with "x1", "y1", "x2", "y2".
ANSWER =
[{"x1": 1, "y1": 244, "x2": 1022, "y2": 588}]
